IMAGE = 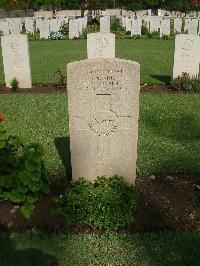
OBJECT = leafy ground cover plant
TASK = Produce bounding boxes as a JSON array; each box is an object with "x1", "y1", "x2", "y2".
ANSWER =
[
  {"x1": 171, "y1": 72, "x2": 200, "y2": 92},
  {"x1": 59, "y1": 23, "x2": 69, "y2": 39},
  {"x1": 82, "y1": 23, "x2": 99, "y2": 38},
  {"x1": 50, "y1": 32, "x2": 64, "y2": 40},
  {"x1": 10, "y1": 77, "x2": 19, "y2": 91},
  {"x1": 111, "y1": 18, "x2": 125, "y2": 39},
  {"x1": 0, "y1": 115, "x2": 50, "y2": 219},
  {"x1": 54, "y1": 175, "x2": 139, "y2": 230}
]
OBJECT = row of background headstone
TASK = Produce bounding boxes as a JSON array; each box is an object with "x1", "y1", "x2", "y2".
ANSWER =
[
  {"x1": 1, "y1": 32, "x2": 200, "y2": 89},
  {"x1": 1, "y1": 16, "x2": 200, "y2": 39}
]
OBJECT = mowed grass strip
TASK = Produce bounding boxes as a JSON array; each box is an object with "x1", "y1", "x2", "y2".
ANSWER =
[
  {"x1": 0, "y1": 230, "x2": 199, "y2": 266},
  {"x1": 0, "y1": 39, "x2": 174, "y2": 86},
  {"x1": 0, "y1": 92, "x2": 200, "y2": 175}
]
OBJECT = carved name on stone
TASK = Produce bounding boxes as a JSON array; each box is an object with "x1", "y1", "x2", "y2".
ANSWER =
[
  {"x1": 1, "y1": 34, "x2": 32, "y2": 88},
  {"x1": 67, "y1": 59, "x2": 140, "y2": 184},
  {"x1": 87, "y1": 33, "x2": 115, "y2": 59},
  {"x1": 173, "y1": 34, "x2": 200, "y2": 79}
]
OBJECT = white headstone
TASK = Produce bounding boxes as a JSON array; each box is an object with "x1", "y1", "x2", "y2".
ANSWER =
[
  {"x1": 131, "y1": 18, "x2": 142, "y2": 36},
  {"x1": 39, "y1": 19, "x2": 50, "y2": 39},
  {"x1": 173, "y1": 34, "x2": 200, "y2": 79},
  {"x1": 0, "y1": 21, "x2": 9, "y2": 35},
  {"x1": 1, "y1": 34, "x2": 32, "y2": 88},
  {"x1": 100, "y1": 16, "x2": 110, "y2": 33},
  {"x1": 122, "y1": 16, "x2": 126, "y2": 28},
  {"x1": 8, "y1": 18, "x2": 22, "y2": 34},
  {"x1": 25, "y1": 18, "x2": 34, "y2": 34},
  {"x1": 125, "y1": 17, "x2": 132, "y2": 32},
  {"x1": 67, "y1": 58, "x2": 140, "y2": 184},
  {"x1": 174, "y1": 18, "x2": 182, "y2": 33},
  {"x1": 184, "y1": 18, "x2": 190, "y2": 33},
  {"x1": 149, "y1": 17, "x2": 161, "y2": 33},
  {"x1": 69, "y1": 19, "x2": 79, "y2": 39},
  {"x1": 160, "y1": 18, "x2": 170, "y2": 37},
  {"x1": 188, "y1": 19, "x2": 198, "y2": 35},
  {"x1": 87, "y1": 33, "x2": 115, "y2": 59},
  {"x1": 50, "y1": 19, "x2": 59, "y2": 33}
]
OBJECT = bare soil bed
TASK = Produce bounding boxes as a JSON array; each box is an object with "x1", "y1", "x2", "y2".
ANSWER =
[
  {"x1": 0, "y1": 174, "x2": 199, "y2": 233},
  {"x1": 0, "y1": 85, "x2": 199, "y2": 94}
]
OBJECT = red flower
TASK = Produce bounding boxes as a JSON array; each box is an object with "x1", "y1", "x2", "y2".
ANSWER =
[{"x1": 0, "y1": 114, "x2": 5, "y2": 122}]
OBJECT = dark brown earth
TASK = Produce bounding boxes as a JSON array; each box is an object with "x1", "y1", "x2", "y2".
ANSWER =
[
  {"x1": 0, "y1": 174, "x2": 199, "y2": 233},
  {"x1": 0, "y1": 85, "x2": 199, "y2": 233},
  {"x1": 0, "y1": 85, "x2": 199, "y2": 94}
]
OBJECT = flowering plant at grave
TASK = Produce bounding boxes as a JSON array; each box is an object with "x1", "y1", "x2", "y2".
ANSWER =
[
  {"x1": 0, "y1": 114, "x2": 4, "y2": 123},
  {"x1": 171, "y1": 72, "x2": 200, "y2": 91}
]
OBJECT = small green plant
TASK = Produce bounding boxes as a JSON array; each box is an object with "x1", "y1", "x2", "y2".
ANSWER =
[
  {"x1": 171, "y1": 72, "x2": 200, "y2": 92},
  {"x1": 82, "y1": 23, "x2": 99, "y2": 39},
  {"x1": 147, "y1": 31, "x2": 159, "y2": 39},
  {"x1": 54, "y1": 67, "x2": 66, "y2": 89},
  {"x1": 59, "y1": 23, "x2": 69, "y2": 39},
  {"x1": 54, "y1": 175, "x2": 139, "y2": 230},
  {"x1": 28, "y1": 31, "x2": 40, "y2": 41},
  {"x1": 0, "y1": 116, "x2": 50, "y2": 219},
  {"x1": 111, "y1": 18, "x2": 125, "y2": 39},
  {"x1": 10, "y1": 77, "x2": 19, "y2": 91},
  {"x1": 141, "y1": 24, "x2": 149, "y2": 36},
  {"x1": 161, "y1": 35, "x2": 170, "y2": 40}
]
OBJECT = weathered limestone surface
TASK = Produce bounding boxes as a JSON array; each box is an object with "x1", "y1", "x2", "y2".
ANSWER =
[
  {"x1": 87, "y1": 33, "x2": 115, "y2": 59},
  {"x1": 174, "y1": 18, "x2": 182, "y2": 33},
  {"x1": 160, "y1": 18, "x2": 170, "y2": 37},
  {"x1": 1, "y1": 34, "x2": 32, "y2": 88},
  {"x1": 173, "y1": 34, "x2": 200, "y2": 79},
  {"x1": 100, "y1": 16, "x2": 110, "y2": 33},
  {"x1": 39, "y1": 19, "x2": 50, "y2": 39},
  {"x1": 131, "y1": 18, "x2": 142, "y2": 36},
  {"x1": 67, "y1": 58, "x2": 140, "y2": 184},
  {"x1": 188, "y1": 18, "x2": 198, "y2": 35},
  {"x1": 69, "y1": 19, "x2": 79, "y2": 39},
  {"x1": 25, "y1": 18, "x2": 34, "y2": 33}
]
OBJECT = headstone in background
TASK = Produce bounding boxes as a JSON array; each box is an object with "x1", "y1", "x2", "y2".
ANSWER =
[
  {"x1": 122, "y1": 16, "x2": 126, "y2": 28},
  {"x1": 188, "y1": 18, "x2": 198, "y2": 35},
  {"x1": 1, "y1": 34, "x2": 32, "y2": 88},
  {"x1": 173, "y1": 34, "x2": 200, "y2": 79},
  {"x1": 69, "y1": 19, "x2": 79, "y2": 39},
  {"x1": 39, "y1": 19, "x2": 50, "y2": 39},
  {"x1": 125, "y1": 16, "x2": 132, "y2": 32},
  {"x1": 131, "y1": 18, "x2": 142, "y2": 36},
  {"x1": 174, "y1": 18, "x2": 182, "y2": 33},
  {"x1": 184, "y1": 18, "x2": 190, "y2": 33},
  {"x1": 149, "y1": 16, "x2": 161, "y2": 33},
  {"x1": 50, "y1": 18, "x2": 59, "y2": 33},
  {"x1": 160, "y1": 18, "x2": 170, "y2": 37},
  {"x1": 87, "y1": 32, "x2": 115, "y2": 59},
  {"x1": 67, "y1": 58, "x2": 140, "y2": 184},
  {"x1": 100, "y1": 16, "x2": 110, "y2": 33},
  {"x1": 25, "y1": 18, "x2": 34, "y2": 34},
  {"x1": 0, "y1": 21, "x2": 9, "y2": 35},
  {"x1": 8, "y1": 18, "x2": 22, "y2": 34}
]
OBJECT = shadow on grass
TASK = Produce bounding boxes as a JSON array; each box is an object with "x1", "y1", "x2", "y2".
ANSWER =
[
  {"x1": 124, "y1": 230, "x2": 200, "y2": 266},
  {"x1": 150, "y1": 75, "x2": 171, "y2": 85},
  {"x1": 0, "y1": 225, "x2": 58, "y2": 266},
  {"x1": 54, "y1": 136, "x2": 72, "y2": 181},
  {"x1": 141, "y1": 113, "x2": 200, "y2": 173}
]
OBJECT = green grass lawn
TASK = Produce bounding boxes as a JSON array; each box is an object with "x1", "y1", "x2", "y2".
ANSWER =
[
  {"x1": 0, "y1": 39, "x2": 174, "y2": 86},
  {"x1": 0, "y1": 92, "x2": 200, "y2": 176},
  {"x1": 0, "y1": 230, "x2": 199, "y2": 266}
]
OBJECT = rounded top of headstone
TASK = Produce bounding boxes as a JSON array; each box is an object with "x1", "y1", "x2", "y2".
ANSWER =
[{"x1": 67, "y1": 58, "x2": 140, "y2": 68}]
